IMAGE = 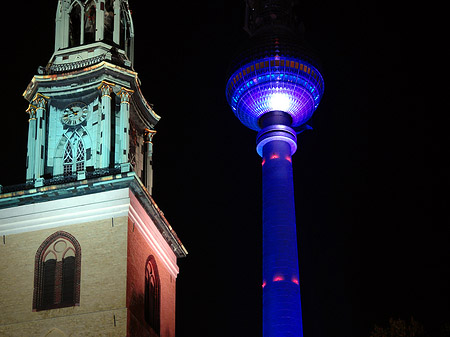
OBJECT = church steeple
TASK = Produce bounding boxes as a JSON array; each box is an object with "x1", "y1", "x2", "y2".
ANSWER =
[
  {"x1": 0, "y1": 3, "x2": 186, "y2": 335},
  {"x1": 23, "y1": 0, "x2": 159, "y2": 192},
  {"x1": 50, "y1": 0, "x2": 134, "y2": 74}
]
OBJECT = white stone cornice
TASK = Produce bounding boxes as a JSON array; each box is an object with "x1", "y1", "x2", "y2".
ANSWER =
[{"x1": 0, "y1": 188, "x2": 130, "y2": 236}]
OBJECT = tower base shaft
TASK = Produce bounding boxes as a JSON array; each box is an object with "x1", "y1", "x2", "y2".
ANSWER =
[{"x1": 261, "y1": 139, "x2": 303, "y2": 337}]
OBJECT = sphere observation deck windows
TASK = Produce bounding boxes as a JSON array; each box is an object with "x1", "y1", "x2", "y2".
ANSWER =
[{"x1": 226, "y1": 55, "x2": 324, "y2": 130}]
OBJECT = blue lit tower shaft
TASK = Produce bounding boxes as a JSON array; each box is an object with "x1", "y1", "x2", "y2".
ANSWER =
[
  {"x1": 258, "y1": 112, "x2": 302, "y2": 336},
  {"x1": 225, "y1": 1, "x2": 325, "y2": 335}
]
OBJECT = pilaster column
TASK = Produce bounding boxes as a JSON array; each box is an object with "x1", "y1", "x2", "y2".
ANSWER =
[
  {"x1": 144, "y1": 129, "x2": 157, "y2": 194},
  {"x1": 98, "y1": 81, "x2": 115, "y2": 169},
  {"x1": 117, "y1": 87, "x2": 134, "y2": 171},
  {"x1": 32, "y1": 93, "x2": 50, "y2": 186},
  {"x1": 113, "y1": 0, "x2": 121, "y2": 44},
  {"x1": 95, "y1": 1, "x2": 104, "y2": 42},
  {"x1": 26, "y1": 104, "x2": 37, "y2": 181},
  {"x1": 80, "y1": 9, "x2": 85, "y2": 45}
]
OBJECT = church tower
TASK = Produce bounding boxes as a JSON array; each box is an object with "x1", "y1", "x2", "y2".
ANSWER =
[{"x1": 0, "y1": 1, "x2": 187, "y2": 336}]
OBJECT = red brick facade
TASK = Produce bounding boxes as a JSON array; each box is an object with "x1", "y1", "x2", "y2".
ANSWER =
[{"x1": 126, "y1": 218, "x2": 177, "y2": 337}]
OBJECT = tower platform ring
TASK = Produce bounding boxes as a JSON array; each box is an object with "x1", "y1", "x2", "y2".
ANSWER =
[{"x1": 256, "y1": 124, "x2": 298, "y2": 157}]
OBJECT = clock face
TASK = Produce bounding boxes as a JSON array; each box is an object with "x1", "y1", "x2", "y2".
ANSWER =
[{"x1": 61, "y1": 102, "x2": 88, "y2": 126}]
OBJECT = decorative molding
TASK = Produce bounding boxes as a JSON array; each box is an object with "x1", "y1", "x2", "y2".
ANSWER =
[
  {"x1": 144, "y1": 129, "x2": 157, "y2": 144},
  {"x1": 0, "y1": 188, "x2": 130, "y2": 236},
  {"x1": 117, "y1": 87, "x2": 134, "y2": 103},
  {"x1": 49, "y1": 54, "x2": 107, "y2": 74},
  {"x1": 26, "y1": 104, "x2": 37, "y2": 120},
  {"x1": 23, "y1": 61, "x2": 161, "y2": 128},
  {"x1": 32, "y1": 93, "x2": 50, "y2": 108},
  {"x1": 97, "y1": 80, "x2": 115, "y2": 98}
]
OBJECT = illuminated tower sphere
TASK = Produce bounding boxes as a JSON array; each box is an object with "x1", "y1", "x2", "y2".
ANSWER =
[{"x1": 225, "y1": 1, "x2": 324, "y2": 336}]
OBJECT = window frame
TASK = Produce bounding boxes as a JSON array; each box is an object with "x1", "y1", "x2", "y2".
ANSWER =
[
  {"x1": 144, "y1": 255, "x2": 161, "y2": 334},
  {"x1": 63, "y1": 132, "x2": 85, "y2": 176},
  {"x1": 33, "y1": 231, "x2": 81, "y2": 312}
]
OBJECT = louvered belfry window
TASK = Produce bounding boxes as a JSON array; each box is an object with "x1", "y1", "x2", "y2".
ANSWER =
[
  {"x1": 33, "y1": 231, "x2": 81, "y2": 311},
  {"x1": 144, "y1": 255, "x2": 161, "y2": 334}
]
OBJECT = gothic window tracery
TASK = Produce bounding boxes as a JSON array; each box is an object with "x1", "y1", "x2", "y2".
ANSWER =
[
  {"x1": 33, "y1": 231, "x2": 81, "y2": 311},
  {"x1": 63, "y1": 132, "x2": 85, "y2": 176},
  {"x1": 129, "y1": 122, "x2": 137, "y2": 169},
  {"x1": 63, "y1": 141, "x2": 74, "y2": 175},
  {"x1": 76, "y1": 140, "x2": 85, "y2": 172}
]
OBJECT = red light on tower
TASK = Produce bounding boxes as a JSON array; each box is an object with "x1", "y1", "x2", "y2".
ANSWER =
[{"x1": 273, "y1": 275, "x2": 284, "y2": 282}]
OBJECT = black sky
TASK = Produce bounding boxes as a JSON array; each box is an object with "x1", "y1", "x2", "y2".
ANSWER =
[{"x1": 1, "y1": 1, "x2": 447, "y2": 336}]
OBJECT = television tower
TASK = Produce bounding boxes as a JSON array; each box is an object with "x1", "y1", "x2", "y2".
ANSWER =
[{"x1": 225, "y1": 1, "x2": 324, "y2": 336}]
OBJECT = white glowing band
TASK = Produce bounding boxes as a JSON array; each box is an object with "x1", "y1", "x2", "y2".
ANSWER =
[{"x1": 269, "y1": 92, "x2": 292, "y2": 112}]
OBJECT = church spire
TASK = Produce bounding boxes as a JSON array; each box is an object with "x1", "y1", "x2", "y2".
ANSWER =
[
  {"x1": 23, "y1": 0, "x2": 159, "y2": 191},
  {"x1": 49, "y1": 0, "x2": 134, "y2": 74}
]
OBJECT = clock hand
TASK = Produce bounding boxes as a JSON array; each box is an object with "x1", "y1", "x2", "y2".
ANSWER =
[{"x1": 69, "y1": 107, "x2": 78, "y2": 117}]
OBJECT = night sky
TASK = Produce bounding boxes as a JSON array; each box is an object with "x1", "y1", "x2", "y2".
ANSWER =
[{"x1": 1, "y1": 1, "x2": 446, "y2": 337}]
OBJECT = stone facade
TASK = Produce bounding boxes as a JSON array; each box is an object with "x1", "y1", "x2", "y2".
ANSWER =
[
  {"x1": 0, "y1": 182, "x2": 186, "y2": 336},
  {"x1": 0, "y1": 216, "x2": 128, "y2": 336}
]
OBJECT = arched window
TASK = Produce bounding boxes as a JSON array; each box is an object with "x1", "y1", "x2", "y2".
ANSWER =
[
  {"x1": 120, "y1": 2, "x2": 131, "y2": 50},
  {"x1": 84, "y1": 1, "x2": 96, "y2": 44},
  {"x1": 76, "y1": 139, "x2": 85, "y2": 172},
  {"x1": 144, "y1": 256, "x2": 160, "y2": 334},
  {"x1": 33, "y1": 231, "x2": 81, "y2": 311},
  {"x1": 63, "y1": 133, "x2": 85, "y2": 176},
  {"x1": 63, "y1": 140, "x2": 73, "y2": 176},
  {"x1": 104, "y1": 0, "x2": 114, "y2": 43},
  {"x1": 69, "y1": 3, "x2": 82, "y2": 47}
]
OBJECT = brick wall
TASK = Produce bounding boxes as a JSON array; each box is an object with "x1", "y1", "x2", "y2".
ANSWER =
[
  {"x1": 127, "y1": 218, "x2": 177, "y2": 337},
  {"x1": 0, "y1": 216, "x2": 128, "y2": 336}
]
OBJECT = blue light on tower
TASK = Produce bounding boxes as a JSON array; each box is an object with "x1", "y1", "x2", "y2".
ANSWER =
[{"x1": 226, "y1": 2, "x2": 324, "y2": 336}]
